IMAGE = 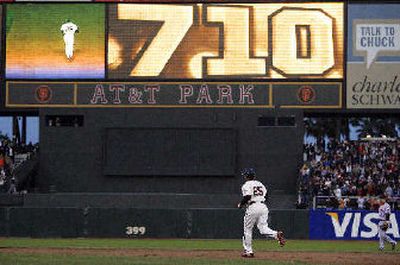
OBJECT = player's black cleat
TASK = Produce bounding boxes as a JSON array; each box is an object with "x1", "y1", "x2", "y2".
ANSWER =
[
  {"x1": 391, "y1": 242, "x2": 397, "y2": 251},
  {"x1": 277, "y1": 231, "x2": 285, "y2": 247},
  {"x1": 241, "y1": 252, "x2": 254, "y2": 258}
]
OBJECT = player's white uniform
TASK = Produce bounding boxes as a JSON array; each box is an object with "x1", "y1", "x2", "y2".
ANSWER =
[
  {"x1": 241, "y1": 180, "x2": 278, "y2": 254},
  {"x1": 378, "y1": 202, "x2": 397, "y2": 250},
  {"x1": 60, "y1": 22, "x2": 79, "y2": 60}
]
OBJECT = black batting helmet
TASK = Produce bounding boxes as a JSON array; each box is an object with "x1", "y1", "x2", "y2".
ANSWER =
[{"x1": 241, "y1": 168, "x2": 256, "y2": 179}]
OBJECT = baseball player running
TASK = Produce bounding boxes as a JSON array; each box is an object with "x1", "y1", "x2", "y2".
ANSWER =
[
  {"x1": 377, "y1": 196, "x2": 397, "y2": 251},
  {"x1": 237, "y1": 168, "x2": 285, "y2": 258}
]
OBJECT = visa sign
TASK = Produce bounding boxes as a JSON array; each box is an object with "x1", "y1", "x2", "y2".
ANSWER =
[{"x1": 310, "y1": 210, "x2": 400, "y2": 240}]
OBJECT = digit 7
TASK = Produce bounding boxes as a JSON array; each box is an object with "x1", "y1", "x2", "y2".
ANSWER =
[{"x1": 117, "y1": 4, "x2": 194, "y2": 77}]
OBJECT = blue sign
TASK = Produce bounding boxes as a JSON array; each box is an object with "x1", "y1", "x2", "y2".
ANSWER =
[
  {"x1": 310, "y1": 210, "x2": 400, "y2": 240},
  {"x1": 348, "y1": 4, "x2": 400, "y2": 63}
]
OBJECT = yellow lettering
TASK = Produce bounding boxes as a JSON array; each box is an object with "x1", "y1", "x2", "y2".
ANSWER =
[
  {"x1": 270, "y1": 8, "x2": 335, "y2": 76},
  {"x1": 205, "y1": 5, "x2": 266, "y2": 76},
  {"x1": 117, "y1": 4, "x2": 193, "y2": 76}
]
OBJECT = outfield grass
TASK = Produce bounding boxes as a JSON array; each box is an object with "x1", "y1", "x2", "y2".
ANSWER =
[
  {"x1": 0, "y1": 238, "x2": 395, "y2": 265},
  {"x1": 0, "y1": 238, "x2": 383, "y2": 253}
]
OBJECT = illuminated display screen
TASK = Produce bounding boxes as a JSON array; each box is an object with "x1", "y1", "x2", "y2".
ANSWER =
[
  {"x1": 108, "y1": 3, "x2": 343, "y2": 79},
  {"x1": 3, "y1": 2, "x2": 345, "y2": 109},
  {"x1": 5, "y1": 4, "x2": 105, "y2": 79},
  {"x1": 0, "y1": 6, "x2": 2, "y2": 69}
]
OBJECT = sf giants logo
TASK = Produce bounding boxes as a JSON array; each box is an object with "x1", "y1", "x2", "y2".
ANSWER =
[
  {"x1": 35, "y1": 85, "x2": 52, "y2": 103},
  {"x1": 298, "y1": 86, "x2": 315, "y2": 104},
  {"x1": 110, "y1": 4, "x2": 343, "y2": 78},
  {"x1": 326, "y1": 212, "x2": 400, "y2": 238}
]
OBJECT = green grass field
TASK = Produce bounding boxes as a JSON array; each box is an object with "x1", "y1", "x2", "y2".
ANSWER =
[{"x1": 0, "y1": 238, "x2": 398, "y2": 265}]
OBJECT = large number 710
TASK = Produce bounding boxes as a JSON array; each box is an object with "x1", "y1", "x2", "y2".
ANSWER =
[{"x1": 117, "y1": 4, "x2": 337, "y2": 78}]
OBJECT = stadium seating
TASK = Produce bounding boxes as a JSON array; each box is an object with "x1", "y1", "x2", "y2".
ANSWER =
[{"x1": 297, "y1": 139, "x2": 400, "y2": 210}]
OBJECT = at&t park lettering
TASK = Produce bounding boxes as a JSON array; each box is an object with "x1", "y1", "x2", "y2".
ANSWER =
[
  {"x1": 87, "y1": 83, "x2": 267, "y2": 106},
  {"x1": 7, "y1": 81, "x2": 341, "y2": 108}
]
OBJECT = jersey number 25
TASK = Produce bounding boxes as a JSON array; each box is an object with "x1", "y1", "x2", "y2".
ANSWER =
[{"x1": 253, "y1": 186, "x2": 264, "y2": 196}]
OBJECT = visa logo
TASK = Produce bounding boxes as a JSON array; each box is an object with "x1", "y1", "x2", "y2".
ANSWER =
[{"x1": 326, "y1": 212, "x2": 400, "y2": 238}]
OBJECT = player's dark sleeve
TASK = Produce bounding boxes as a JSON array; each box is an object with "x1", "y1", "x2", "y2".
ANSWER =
[
  {"x1": 238, "y1": 195, "x2": 251, "y2": 208},
  {"x1": 385, "y1": 213, "x2": 390, "y2": 221}
]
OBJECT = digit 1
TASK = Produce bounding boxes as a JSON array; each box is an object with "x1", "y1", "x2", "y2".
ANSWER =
[{"x1": 205, "y1": 5, "x2": 266, "y2": 76}]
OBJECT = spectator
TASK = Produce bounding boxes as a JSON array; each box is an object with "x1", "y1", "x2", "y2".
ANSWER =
[
  {"x1": 0, "y1": 153, "x2": 4, "y2": 170},
  {"x1": 298, "y1": 138, "x2": 400, "y2": 210},
  {"x1": 7, "y1": 145, "x2": 14, "y2": 163},
  {"x1": 334, "y1": 185, "x2": 342, "y2": 200},
  {"x1": 338, "y1": 198, "x2": 345, "y2": 209},
  {"x1": 357, "y1": 196, "x2": 366, "y2": 209},
  {"x1": 7, "y1": 177, "x2": 17, "y2": 194},
  {"x1": 0, "y1": 169, "x2": 5, "y2": 193},
  {"x1": 343, "y1": 196, "x2": 351, "y2": 209},
  {"x1": 296, "y1": 186, "x2": 308, "y2": 209},
  {"x1": 0, "y1": 134, "x2": 38, "y2": 193},
  {"x1": 385, "y1": 185, "x2": 394, "y2": 198}
]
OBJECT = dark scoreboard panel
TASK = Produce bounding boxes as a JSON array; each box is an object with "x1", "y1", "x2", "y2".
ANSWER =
[{"x1": 2, "y1": 2, "x2": 344, "y2": 109}]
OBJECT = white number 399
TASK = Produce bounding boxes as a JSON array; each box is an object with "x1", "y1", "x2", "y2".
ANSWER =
[{"x1": 126, "y1": 226, "x2": 146, "y2": 236}]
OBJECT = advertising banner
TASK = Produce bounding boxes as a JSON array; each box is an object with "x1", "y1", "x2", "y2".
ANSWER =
[
  {"x1": 347, "y1": 4, "x2": 400, "y2": 109},
  {"x1": 310, "y1": 210, "x2": 400, "y2": 240}
]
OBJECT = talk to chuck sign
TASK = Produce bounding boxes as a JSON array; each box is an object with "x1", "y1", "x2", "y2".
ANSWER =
[{"x1": 347, "y1": 5, "x2": 400, "y2": 109}]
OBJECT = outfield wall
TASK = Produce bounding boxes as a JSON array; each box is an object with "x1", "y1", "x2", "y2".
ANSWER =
[
  {"x1": 0, "y1": 208, "x2": 308, "y2": 239},
  {"x1": 2, "y1": 208, "x2": 399, "y2": 240}
]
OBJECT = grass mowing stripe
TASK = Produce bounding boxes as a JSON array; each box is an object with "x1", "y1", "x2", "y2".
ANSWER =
[
  {"x1": 0, "y1": 238, "x2": 384, "y2": 253},
  {"x1": 0, "y1": 238, "x2": 241, "y2": 250},
  {"x1": 0, "y1": 253, "x2": 316, "y2": 265}
]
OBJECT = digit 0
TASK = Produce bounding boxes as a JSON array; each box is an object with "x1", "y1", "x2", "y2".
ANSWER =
[{"x1": 270, "y1": 7, "x2": 335, "y2": 76}]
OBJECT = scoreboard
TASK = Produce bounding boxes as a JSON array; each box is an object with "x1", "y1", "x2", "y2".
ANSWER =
[
  {"x1": 2, "y1": 2, "x2": 344, "y2": 108},
  {"x1": 107, "y1": 3, "x2": 343, "y2": 79}
]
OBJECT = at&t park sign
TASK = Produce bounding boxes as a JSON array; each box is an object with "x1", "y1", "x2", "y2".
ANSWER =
[{"x1": 6, "y1": 82, "x2": 341, "y2": 109}]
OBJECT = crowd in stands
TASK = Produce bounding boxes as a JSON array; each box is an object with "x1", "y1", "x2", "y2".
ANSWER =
[
  {"x1": 0, "y1": 139, "x2": 37, "y2": 194},
  {"x1": 296, "y1": 138, "x2": 400, "y2": 210}
]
